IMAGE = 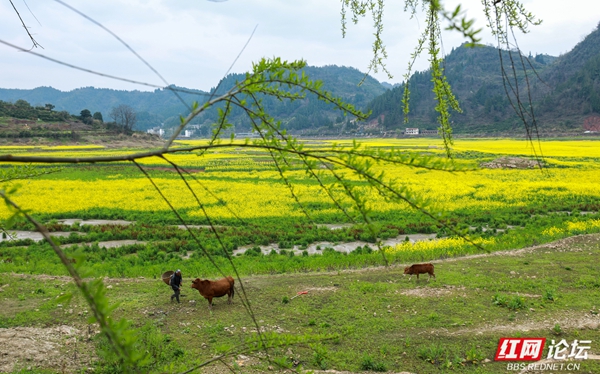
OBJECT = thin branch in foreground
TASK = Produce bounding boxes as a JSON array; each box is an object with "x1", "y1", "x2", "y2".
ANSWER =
[
  {"x1": 163, "y1": 24, "x2": 259, "y2": 148},
  {"x1": 135, "y1": 157, "x2": 275, "y2": 371},
  {"x1": 166, "y1": 161, "x2": 247, "y2": 224},
  {"x1": 132, "y1": 160, "x2": 227, "y2": 278},
  {"x1": 9, "y1": 0, "x2": 42, "y2": 49},
  {"x1": 158, "y1": 156, "x2": 271, "y2": 357},
  {"x1": 0, "y1": 37, "x2": 219, "y2": 99},
  {"x1": 0, "y1": 191, "x2": 133, "y2": 366}
]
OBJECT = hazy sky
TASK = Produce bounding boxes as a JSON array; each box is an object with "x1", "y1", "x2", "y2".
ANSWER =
[{"x1": 0, "y1": 0, "x2": 598, "y2": 92}]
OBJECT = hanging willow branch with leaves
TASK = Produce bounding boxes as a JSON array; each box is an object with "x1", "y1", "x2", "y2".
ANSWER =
[{"x1": 340, "y1": 0, "x2": 542, "y2": 154}]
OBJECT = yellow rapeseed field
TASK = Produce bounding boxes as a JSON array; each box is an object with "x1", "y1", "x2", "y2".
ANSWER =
[{"x1": 1, "y1": 138, "x2": 600, "y2": 221}]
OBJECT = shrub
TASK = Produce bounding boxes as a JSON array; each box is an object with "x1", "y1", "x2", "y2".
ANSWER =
[
  {"x1": 507, "y1": 296, "x2": 527, "y2": 311},
  {"x1": 360, "y1": 355, "x2": 387, "y2": 372},
  {"x1": 553, "y1": 323, "x2": 563, "y2": 335},
  {"x1": 465, "y1": 345, "x2": 485, "y2": 363},
  {"x1": 543, "y1": 289, "x2": 556, "y2": 301},
  {"x1": 492, "y1": 293, "x2": 527, "y2": 310},
  {"x1": 418, "y1": 344, "x2": 447, "y2": 364},
  {"x1": 310, "y1": 344, "x2": 328, "y2": 370}
]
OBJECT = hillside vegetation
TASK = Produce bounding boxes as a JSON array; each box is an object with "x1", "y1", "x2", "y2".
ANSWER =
[
  {"x1": 367, "y1": 22, "x2": 600, "y2": 134},
  {"x1": 0, "y1": 65, "x2": 385, "y2": 136},
  {"x1": 0, "y1": 99, "x2": 161, "y2": 146}
]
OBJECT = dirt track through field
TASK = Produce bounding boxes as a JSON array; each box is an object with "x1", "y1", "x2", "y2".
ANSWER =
[{"x1": 6, "y1": 233, "x2": 600, "y2": 283}]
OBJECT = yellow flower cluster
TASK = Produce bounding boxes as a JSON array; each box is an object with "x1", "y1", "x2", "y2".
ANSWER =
[
  {"x1": 328, "y1": 138, "x2": 600, "y2": 158},
  {"x1": 542, "y1": 219, "x2": 600, "y2": 237},
  {"x1": 388, "y1": 237, "x2": 496, "y2": 255}
]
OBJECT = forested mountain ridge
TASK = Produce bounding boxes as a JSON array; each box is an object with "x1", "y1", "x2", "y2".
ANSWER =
[
  {"x1": 367, "y1": 22, "x2": 600, "y2": 134},
  {"x1": 189, "y1": 65, "x2": 386, "y2": 134},
  {"x1": 0, "y1": 65, "x2": 385, "y2": 134}
]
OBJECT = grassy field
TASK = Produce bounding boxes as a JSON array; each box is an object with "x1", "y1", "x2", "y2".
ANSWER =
[
  {"x1": 1, "y1": 234, "x2": 599, "y2": 373},
  {"x1": 1, "y1": 138, "x2": 600, "y2": 373}
]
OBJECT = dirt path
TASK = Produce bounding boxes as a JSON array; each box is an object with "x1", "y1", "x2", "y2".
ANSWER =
[
  {"x1": 0, "y1": 325, "x2": 95, "y2": 373},
  {"x1": 420, "y1": 312, "x2": 600, "y2": 337}
]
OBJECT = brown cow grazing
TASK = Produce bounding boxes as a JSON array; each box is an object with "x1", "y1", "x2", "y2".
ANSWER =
[
  {"x1": 404, "y1": 263, "x2": 435, "y2": 281},
  {"x1": 191, "y1": 276, "x2": 235, "y2": 309}
]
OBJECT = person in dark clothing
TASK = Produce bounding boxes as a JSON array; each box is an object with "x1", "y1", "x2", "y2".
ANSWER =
[{"x1": 170, "y1": 269, "x2": 182, "y2": 303}]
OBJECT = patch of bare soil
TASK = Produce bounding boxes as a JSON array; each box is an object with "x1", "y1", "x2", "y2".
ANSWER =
[
  {"x1": 304, "y1": 286, "x2": 338, "y2": 292},
  {"x1": 0, "y1": 325, "x2": 95, "y2": 373},
  {"x1": 62, "y1": 239, "x2": 147, "y2": 249},
  {"x1": 0, "y1": 123, "x2": 165, "y2": 148},
  {"x1": 5, "y1": 273, "x2": 151, "y2": 285},
  {"x1": 58, "y1": 219, "x2": 134, "y2": 226},
  {"x1": 6, "y1": 272, "x2": 73, "y2": 282},
  {"x1": 481, "y1": 156, "x2": 542, "y2": 169},
  {"x1": 400, "y1": 285, "x2": 465, "y2": 298},
  {"x1": 95, "y1": 136, "x2": 164, "y2": 149},
  {"x1": 430, "y1": 312, "x2": 600, "y2": 336}
]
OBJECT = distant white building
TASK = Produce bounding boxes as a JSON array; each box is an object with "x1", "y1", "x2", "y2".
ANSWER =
[
  {"x1": 405, "y1": 128, "x2": 419, "y2": 135},
  {"x1": 183, "y1": 129, "x2": 193, "y2": 138},
  {"x1": 235, "y1": 132, "x2": 260, "y2": 139},
  {"x1": 147, "y1": 127, "x2": 165, "y2": 137}
]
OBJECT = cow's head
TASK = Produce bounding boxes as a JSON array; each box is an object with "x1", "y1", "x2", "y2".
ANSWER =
[
  {"x1": 191, "y1": 278, "x2": 201, "y2": 289},
  {"x1": 403, "y1": 266, "x2": 410, "y2": 275}
]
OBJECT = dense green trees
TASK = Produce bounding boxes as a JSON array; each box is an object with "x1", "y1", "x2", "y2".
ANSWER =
[{"x1": 80, "y1": 109, "x2": 93, "y2": 125}]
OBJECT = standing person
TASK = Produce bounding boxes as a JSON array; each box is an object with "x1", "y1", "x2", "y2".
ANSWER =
[{"x1": 170, "y1": 269, "x2": 182, "y2": 303}]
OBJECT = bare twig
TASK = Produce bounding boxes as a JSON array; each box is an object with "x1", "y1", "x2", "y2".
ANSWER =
[
  {"x1": 164, "y1": 24, "x2": 259, "y2": 148},
  {"x1": 0, "y1": 191, "x2": 131, "y2": 364},
  {"x1": 8, "y1": 0, "x2": 42, "y2": 49}
]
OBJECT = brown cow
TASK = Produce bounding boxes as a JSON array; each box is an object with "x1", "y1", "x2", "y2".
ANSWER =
[
  {"x1": 191, "y1": 276, "x2": 235, "y2": 309},
  {"x1": 403, "y1": 263, "x2": 435, "y2": 281}
]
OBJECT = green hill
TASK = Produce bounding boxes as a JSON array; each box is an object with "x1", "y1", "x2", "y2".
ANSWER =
[
  {"x1": 0, "y1": 65, "x2": 386, "y2": 135},
  {"x1": 366, "y1": 22, "x2": 600, "y2": 134}
]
